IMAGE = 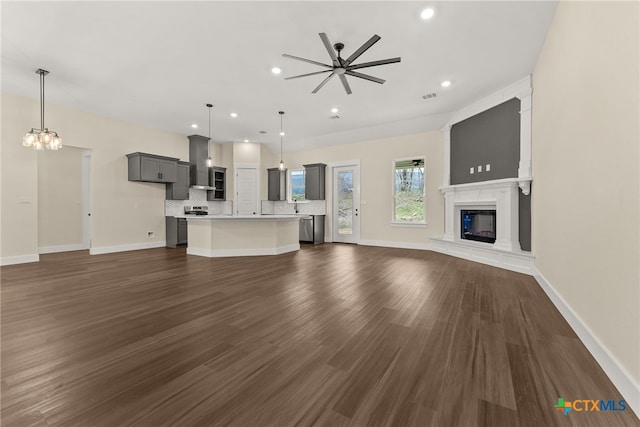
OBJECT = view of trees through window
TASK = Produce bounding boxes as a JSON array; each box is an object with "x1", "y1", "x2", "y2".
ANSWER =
[
  {"x1": 290, "y1": 169, "x2": 306, "y2": 201},
  {"x1": 337, "y1": 170, "x2": 354, "y2": 234},
  {"x1": 394, "y1": 158, "x2": 425, "y2": 223}
]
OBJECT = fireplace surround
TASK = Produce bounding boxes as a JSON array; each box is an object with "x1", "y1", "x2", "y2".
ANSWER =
[{"x1": 430, "y1": 76, "x2": 535, "y2": 274}]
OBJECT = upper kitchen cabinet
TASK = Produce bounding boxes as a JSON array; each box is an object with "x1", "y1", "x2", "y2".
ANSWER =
[
  {"x1": 207, "y1": 166, "x2": 226, "y2": 201},
  {"x1": 127, "y1": 152, "x2": 178, "y2": 183},
  {"x1": 166, "y1": 161, "x2": 191, "y2": 200},
  {"x1": 268, "y1": 168, "x2": 287, "y2": 201},
  {"x1": 304, "y1": 163, "x2": 326, "y2": 200}
]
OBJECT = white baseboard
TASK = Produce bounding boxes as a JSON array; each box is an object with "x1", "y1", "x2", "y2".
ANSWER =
[
  {"x1": 187, "y1": 244, "x2": 300, "y2": 258},
  {"x1": 89, "y1": 241, "x2": 167, "y2": 255},
  {"x1": 359, "y1": 239, "x2": 431, "y2": 251},
  {"x1": 39, "y1": 244, "x2": 86, "y2": 254},
  {"x1": 0, "y1": 254, "x2": 40, "y2": 266},
  {"x1": 534, "y1": 270, "x2": 640, "y2": 418}
]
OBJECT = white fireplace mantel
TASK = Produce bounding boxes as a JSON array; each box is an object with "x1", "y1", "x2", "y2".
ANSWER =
[
  {"x1": 440, "y1": 178, "x2": 521, "y2": 252},
  {"x1": 432, "y1": 77, "x2": 535, "y2": 274}
]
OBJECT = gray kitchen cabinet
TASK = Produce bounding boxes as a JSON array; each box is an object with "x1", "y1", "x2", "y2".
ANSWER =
[
  {"x1": 207, "y1": 166, "x2": 226, "y2": 201},
  {"x1": 166, "y1": 217, "x2": 188, "y2": 248},
  {"x1": 127, "y1": 152, "x2": 178, "y2": 183},
  {"x1": 304, "y1": 163, "x2": 326, "y2": 200},
  {"x1": 166, "y1": 161, "x2": 190, "y2": 200},
  {"x1": 268, "y1": 168, "x2": 287, "y2": 201}
]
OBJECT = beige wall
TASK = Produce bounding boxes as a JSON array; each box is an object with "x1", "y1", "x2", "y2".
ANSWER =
[
  {"x1": 532, "y1": 1, "x2": 639, "y2": 387},
  {"x1": 37, "y1": 146, "x2": 84, "y2": 249},
  {"x1": 1, "y1": 92, "x2": 188, "y2": 259},
  {"x1": 283, "y1": 131, "x2": 444, "y2": 246}
]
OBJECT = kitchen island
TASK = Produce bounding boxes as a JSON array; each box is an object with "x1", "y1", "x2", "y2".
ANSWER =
[{"x1": 178, "y1": 215, "x2": 300, "y2": 258}]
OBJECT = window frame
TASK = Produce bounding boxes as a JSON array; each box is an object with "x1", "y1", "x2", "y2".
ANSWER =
[
  {"x1": 287, "y1": 168, "x2": 307, "y2": 202},
  {"x1": 392, "y1": 156, "x2": 426, "y2": 226}
]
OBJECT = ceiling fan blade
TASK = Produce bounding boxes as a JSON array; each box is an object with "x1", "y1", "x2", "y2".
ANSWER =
[
  {"x1": 285, "y1": 70, "x2": 333, "y2": 80},
  {"x1": 282, "y1": 54, "x2": 332, "y2": 69},
  {"x1": 338, "y1": 74, "x2": 352, "y2": 95},
  {"x1": 347, "y1": 57, "x2": 401, "y2": 71},
  {"x1": 346, "y1": 70, "x2": 386, "y2": 84},
  {"x1": 344, "y1": 34, "x2": 381, "y2": 66},
  {"x1": 311, "y1": 72, "x2": 336, "y2": 94},
  {"x1": 319, "y1": 33, "x2": 340, "y2": 67}
]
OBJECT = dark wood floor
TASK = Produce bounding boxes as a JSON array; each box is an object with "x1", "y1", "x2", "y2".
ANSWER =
[{"x1": 1, "y1": 244, "x2": 637, "y2": 426}]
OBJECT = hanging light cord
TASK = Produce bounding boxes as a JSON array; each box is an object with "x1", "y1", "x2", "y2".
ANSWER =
[
  {"x1": 208, "y1": 104, "x2": 211, "y2": 139},
  {"x1": 279, "y1": 112, "x2": 283, "y2": 162},
  {"x1": 40, "y1": 70, "x2": 45, "y2": 130}
]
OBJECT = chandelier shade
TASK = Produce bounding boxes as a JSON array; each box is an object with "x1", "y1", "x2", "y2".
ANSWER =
[{"x1": 23, "y1": 69, "x2": 62, "y2": 150}]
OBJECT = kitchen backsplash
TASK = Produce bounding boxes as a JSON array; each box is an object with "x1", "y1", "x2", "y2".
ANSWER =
[
  {"x1": 261, "y1": 200, "x2": 326, "y2": 215},
  {"x1": 165, "y1": 189, "x2": 232, "y2": 216}
]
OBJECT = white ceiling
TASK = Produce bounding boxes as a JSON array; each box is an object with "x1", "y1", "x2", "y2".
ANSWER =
[{"x1": 1, "y1": 1, "x2": 557, "y2": 154}]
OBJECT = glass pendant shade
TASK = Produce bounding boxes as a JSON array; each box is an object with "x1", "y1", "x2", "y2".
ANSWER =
[
  {"x1": 206, "y1": 103, "x2": 213, "y2": 167},
  {"x1": 278, "y1": 111, "x2": 285, "y2": 170},
  {"x1": 23, "y1": 69, "x2": 62, "y2": 150}
]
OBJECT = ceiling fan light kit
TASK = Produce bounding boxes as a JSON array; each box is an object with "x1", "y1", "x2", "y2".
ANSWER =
[{"x1": 283, "y1": 33, "x2": 401, "y2": 94}]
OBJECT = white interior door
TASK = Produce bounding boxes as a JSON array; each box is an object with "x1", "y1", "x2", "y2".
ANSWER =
[
  {"x1": 81, "y1": 150, "x2": 91, "y2": 249},
  {"x1": 236, "y1": 167, "x2": 258, "y2": 215},
  {"x1": 332, "y1": 164, "x2": 360, "y2": 243}
]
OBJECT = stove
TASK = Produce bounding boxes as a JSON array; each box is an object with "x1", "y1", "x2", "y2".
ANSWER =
[{"x1": 184, "y1": 205, "x2": 208, "y2": 215}]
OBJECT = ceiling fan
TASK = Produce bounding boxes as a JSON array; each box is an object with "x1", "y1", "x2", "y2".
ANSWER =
[{"x1": 282, "y1": 33, "x2": 401, "y2": 95}]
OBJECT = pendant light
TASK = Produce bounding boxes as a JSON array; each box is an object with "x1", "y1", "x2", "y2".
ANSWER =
[
  {"x1": 206, "y1": 103, "x2": 213, "y2": 167},
  {"x1": 278, "y1": 111, "x2": 285, "y2": 170},
  {"x1": 23, "y1": 69, "x2": 62, "y2": 150}
]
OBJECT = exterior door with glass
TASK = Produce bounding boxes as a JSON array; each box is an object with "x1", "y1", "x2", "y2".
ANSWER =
[{"x1": 332, "y1": 164, "x2": 360, "y2": 243}]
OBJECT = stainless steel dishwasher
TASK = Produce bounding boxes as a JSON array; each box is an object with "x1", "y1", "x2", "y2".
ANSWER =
[{"x1": 299, "y1": 216, "x2": 313, "y2": 243}]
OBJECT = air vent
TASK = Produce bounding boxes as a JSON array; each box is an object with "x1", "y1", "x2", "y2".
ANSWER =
[
  {"x1": 422, "y1": 92, "x2": 437, "y2": 99},
  {"x1": 329, "y1": 115, "x2": 340, "y2": 119}
]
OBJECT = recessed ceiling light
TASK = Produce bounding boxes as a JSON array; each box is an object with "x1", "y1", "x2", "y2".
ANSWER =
[
  {"x1": 244, "y1": 139, "x2": 249, "y2": 143},
  {"x1": 280, "y1": 131, "x2": 285, "y2": 136},
  {"x1": 271, "y1": 67, "x2": 282, "y2": 75},
  {"x1": 331, "y1": 107, "x2": 339, "y2": 114},
  {"x1": 441, "y1": 80, "x2": 451, "y2": 87},
  {"x1": 230, "y1": 112, "x2": 238, "y2": 118},
  {"x1": 191, "y1": 124, "x2": 198, "y2": 129},
  {"x1": 420, "y1": 8, "x2": 435, "y2": 20}
]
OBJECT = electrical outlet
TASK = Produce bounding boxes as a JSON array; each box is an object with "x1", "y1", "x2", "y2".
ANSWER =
[
  {"x1": 147, "y1": 231, "x2": 154, "y2": 238},
  {"x1": 470, "y1": 167, "x2": 474, "y2": 174},
  {"x1": 486, "y1": 164, "x2": 491, "y2": 172}
]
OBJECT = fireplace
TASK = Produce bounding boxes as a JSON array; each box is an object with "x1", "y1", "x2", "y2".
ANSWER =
[{"x1": 461, "y1": 209, "x2": 496, "y2": 243}]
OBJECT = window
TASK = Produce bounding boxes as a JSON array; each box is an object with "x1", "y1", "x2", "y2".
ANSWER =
[
  {"x1": 289, "y1": 169, "x2": 306, "y2": 201},
  {"x1": 393, "y1": 158, "x2": 425, "y2": 224}
]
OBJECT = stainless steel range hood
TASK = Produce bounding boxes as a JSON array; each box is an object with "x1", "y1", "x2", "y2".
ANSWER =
[{"x1": 188, "y1": 135, "x2": 215, "y2": 190}]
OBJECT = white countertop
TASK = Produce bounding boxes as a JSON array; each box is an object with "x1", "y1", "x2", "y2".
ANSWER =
[{"x1": 176, "y1": 214, "x2": 301, "y2": 220}]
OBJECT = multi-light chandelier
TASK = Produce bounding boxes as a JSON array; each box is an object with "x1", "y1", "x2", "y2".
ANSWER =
[{"x1": 22, "y1": 68, "x2": 63, "y2": 150}]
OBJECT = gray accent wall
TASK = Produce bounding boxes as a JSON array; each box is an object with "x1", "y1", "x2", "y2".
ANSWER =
[
  {"x1": 450, "y1": 97, "x2": 531, "y2": 251},
  {"x1": 519, "y1": 192, "x2": 531, "y2": 251},
  {"x1": 450, "y1": 98, "x2": 521, "y2": 185}
]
